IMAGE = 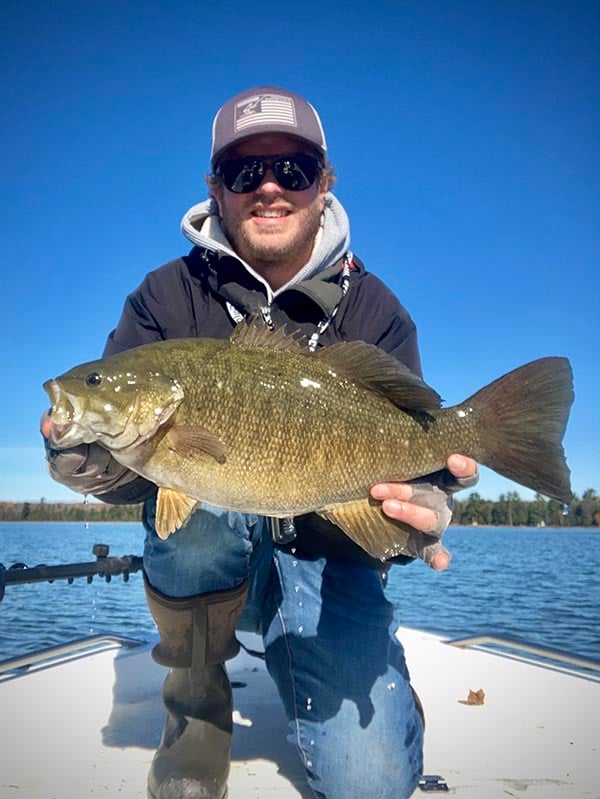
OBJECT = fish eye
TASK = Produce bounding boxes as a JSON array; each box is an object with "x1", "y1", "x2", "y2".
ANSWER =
[{"x1": 85, "y1": 372, "x2": 103, "y2": 387}]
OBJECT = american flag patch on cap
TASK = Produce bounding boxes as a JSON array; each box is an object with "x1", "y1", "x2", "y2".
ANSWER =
[{"x1": 235, "y1": 93, "x2": 297, "y2": 132}]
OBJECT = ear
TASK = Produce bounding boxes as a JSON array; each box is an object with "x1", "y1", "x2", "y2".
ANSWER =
[
  {"x1": 318, "y1": 174, "x2": 330, "y2": 212},
  {"x1": 210, "y1": 181, "x2": 225, "y2": 216}
]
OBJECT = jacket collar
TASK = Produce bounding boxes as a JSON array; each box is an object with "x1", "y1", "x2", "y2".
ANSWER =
[{"x1": 194, "y1": 248, "x2": 351, "y2": 318}]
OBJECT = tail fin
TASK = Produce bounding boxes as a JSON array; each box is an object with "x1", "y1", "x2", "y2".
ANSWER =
[{"x1": 465, "y1": 357, "x2": 574, "y2": 502}]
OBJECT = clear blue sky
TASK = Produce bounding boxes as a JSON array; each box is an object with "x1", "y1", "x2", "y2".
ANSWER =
[{"x1": 2, "y1": 0, "x2": 598, "y2": 503}]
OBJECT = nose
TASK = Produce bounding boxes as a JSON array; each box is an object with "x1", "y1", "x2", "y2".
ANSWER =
[{"x1": 255, "y1": 165, "x2": 284, "y2": 195}]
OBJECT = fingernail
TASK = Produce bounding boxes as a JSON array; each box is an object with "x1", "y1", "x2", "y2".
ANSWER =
[
  {"x1": 450, "y1": 455, "x2": 466, "y2": 469},
  {"x1": 386, "y1": 500, "x2": 404, "y2": 513},
  {"x1": 371, "y1": 485, "x2": 390, "y2": 499},
  {"x1": 431, "y1": 551, "x2": 451, "y2": 571}
]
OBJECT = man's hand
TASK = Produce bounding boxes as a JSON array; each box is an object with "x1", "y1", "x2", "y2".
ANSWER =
[
  {"x1": 370, "y1": 455, "x2": 478, "y2": 571},
  {"x1": 40, "y1": 408, "x2": 155, "y2": 501}
]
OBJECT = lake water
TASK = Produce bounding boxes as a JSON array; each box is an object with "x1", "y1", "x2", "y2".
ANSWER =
[{"x1": 1, "y1": 522, "x2": 599, "y2": 663}]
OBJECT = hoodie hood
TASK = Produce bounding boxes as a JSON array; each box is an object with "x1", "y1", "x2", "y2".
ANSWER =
[{"x1": 180, "y1": 193, "x2": 351, "y2": 302}]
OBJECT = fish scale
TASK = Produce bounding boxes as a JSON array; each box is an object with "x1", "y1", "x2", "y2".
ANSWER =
[{"x1": 167, "y1": 344, "x2": 411, "y2": 512}]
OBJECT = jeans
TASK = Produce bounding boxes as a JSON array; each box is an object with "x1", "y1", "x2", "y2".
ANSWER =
[{"x1": 143, "y1": 501, "x2": 424, "y2": 799}]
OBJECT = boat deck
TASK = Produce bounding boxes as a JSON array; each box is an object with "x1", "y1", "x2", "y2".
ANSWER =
[{"x1": 0, "y1": 626, "x2": 598, "y2": 798}]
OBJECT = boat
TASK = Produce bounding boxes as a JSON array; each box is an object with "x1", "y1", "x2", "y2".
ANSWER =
[{"x1": 1, "y1": 553, "x2": 599, "y2": 797}]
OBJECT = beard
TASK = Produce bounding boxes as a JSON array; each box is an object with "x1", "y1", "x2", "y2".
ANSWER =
[{"x1": 223, "y1": 202, "x2": 323, "y2": 269}]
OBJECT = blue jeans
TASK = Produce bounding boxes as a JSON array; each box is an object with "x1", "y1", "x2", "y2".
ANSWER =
[{"x1": 143, "y1": 501, "x2": 424, "y2": 799}]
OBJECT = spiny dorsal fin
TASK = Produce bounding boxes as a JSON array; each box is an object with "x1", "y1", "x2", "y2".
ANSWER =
[
  {"x1": 231, "y1": 321, "x2": 441, "y2": 412},
  {"x1": 316, "y1": 341, "x2": 442, "y2": 411},
  {"x1": 229, "y1": 318, "x2": 307, "y2": 353}
]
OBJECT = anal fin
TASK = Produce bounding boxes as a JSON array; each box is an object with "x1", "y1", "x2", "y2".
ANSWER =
[
  {"x1": 156, "y1": 488, "x2": 200, "y2": 539},
  {"x1": 318, "y1": 498, "x2": 413, "y2": 561}
]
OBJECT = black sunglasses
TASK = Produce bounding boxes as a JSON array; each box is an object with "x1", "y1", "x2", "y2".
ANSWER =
[{"x1": 215, "y1": 153, "x2": 323, "y2": 194}]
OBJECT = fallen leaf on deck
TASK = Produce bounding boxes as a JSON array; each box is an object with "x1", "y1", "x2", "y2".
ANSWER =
[{"x1": 458, "y1": 688, "x2": 485, "y2": 705}]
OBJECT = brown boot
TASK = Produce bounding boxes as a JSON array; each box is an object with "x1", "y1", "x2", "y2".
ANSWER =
[{"x1": 145, "y1": 577, "x2": 248, "y2": 799}]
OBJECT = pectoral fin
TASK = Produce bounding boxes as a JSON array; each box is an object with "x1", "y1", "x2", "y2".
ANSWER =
[
  {"x1": 155, "y1": 488, "x2": 200, "y2": 539},
  {"x1": 318, "y1": 498, "x2": 413, "y2": 561},
  {"x1": 166, "y1": 427, "x2": 227, "y2": 464}
]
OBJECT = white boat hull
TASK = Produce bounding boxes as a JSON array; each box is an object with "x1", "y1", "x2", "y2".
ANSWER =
[{"x1": 0, "y1": 627, "x2": 598, "y2": 798}]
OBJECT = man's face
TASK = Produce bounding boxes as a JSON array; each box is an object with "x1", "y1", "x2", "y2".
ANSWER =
[{"x1": 212, "y1": 134, "x2": 329, "y2": 287}]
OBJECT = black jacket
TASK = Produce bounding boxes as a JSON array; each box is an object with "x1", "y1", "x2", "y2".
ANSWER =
[{"x1": 104, "y1": 247, "x2": 422, "y2": 373}]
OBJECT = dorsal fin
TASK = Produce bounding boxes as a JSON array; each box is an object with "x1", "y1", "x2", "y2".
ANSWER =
[
  {"x1": 230, "y1": 320, "x2": 441, "y2": 412},
  {"x1": 316, "y1": 341, "x2": 442, "y2": 411},
  {"x1": 229, "y1": 318, "x2": 308, "y2": 353}
]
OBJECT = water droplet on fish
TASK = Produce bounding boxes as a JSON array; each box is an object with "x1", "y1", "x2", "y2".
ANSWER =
[
  {"x1": 306, "y1": 760, "x2": 313, "y2": 768},
  {"x1": 298, "y1": 601, "x2": 303, "y2": 608},
  {"x1": 310, "y1": 739, "x2": 315, "y2": 746},
  {"x1": 291, "y1": 547, "x2": 297, "y2": 554},
  {"x1": 298, "y1": 625, "x2": 304, "y2": 634},
  {"x1": 294, "y1": 585, "x2": 300, "y2": 593},
  {"x1": 387, "y1": 682, "x2": 396, "y2": 690},
  {"x1": 292, "y1": 560, "x2": 298, "y2": 567},
  {"x1": 306, "y1": 697, "x2": 313, "y2": 711}
]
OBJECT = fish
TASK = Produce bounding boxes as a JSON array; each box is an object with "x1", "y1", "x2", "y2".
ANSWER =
[{"x1": 43, "y1": 322, "x2": 574, "y2": 560}]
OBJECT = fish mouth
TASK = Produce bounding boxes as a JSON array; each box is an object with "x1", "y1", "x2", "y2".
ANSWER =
[
  {"x1": 42, "y1": 379, "x2": 82, "y2": 447},
  {"x1": 48, "y1": 417, "x2": 75, "y2": 444}
]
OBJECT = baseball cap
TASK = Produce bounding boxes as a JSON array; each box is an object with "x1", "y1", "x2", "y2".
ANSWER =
[{"x1": 210, "y1": 86, "x2": 327, "y2": 167}]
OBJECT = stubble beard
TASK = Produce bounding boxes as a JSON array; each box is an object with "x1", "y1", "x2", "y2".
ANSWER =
[{"x1": 224, "y1": 204, "x2": 323, "y2": 274}]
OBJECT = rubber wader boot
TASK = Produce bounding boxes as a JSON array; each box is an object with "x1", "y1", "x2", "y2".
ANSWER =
[{"x1": 145, "y1": 576, "x2": 249, "y2": 799}]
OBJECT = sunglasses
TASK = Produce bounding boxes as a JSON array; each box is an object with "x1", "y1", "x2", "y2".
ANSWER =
[{"x1": 215, "y1": 153, "x2": 323, "y2": 194}]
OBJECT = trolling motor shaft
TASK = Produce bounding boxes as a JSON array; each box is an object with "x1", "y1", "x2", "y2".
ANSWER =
[{"x1": 0, "y1": 544, "x2": 143, "y2": 602}]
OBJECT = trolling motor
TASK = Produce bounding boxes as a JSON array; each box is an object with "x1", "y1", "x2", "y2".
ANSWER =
[{"x1": 0, "y1": 544, "x2": 143, "y2": 603}]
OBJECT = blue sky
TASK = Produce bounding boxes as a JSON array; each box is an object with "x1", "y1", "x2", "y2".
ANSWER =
[{"x1": 2, "y1": 0, "x2": 598, "y2": 503}]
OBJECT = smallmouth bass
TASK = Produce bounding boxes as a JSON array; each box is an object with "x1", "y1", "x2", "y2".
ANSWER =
[{"x1": 43, "y1": 323, "x2": 574, "y2": 560}]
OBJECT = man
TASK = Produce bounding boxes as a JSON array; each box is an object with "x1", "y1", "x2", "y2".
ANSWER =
[{"x1": 42, "y1": 86, "x2": 477, "y2": 799}]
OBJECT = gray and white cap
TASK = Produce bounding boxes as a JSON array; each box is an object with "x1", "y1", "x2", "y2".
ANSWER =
[{"x1": 210, "y1": 86, "x2": 327, "y2": 167}]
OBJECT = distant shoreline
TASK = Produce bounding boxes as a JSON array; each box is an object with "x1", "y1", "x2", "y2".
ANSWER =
[
  {"x1": 0, "y1": 494, "x2": 598, "y2": 529},
  {"x1": 1, "y1": 521, "x2": 598, "y2": 530}
]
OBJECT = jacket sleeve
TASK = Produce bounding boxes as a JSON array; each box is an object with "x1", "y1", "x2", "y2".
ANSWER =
[
  {"x1": 104, "y1": 273, "x2": 172, "y2": 356},
  {"x1": 338, "y1": 269, "x2": 423, "y2": 376},
  {"x1": 104, "y1": 258, "x2": 201, "y2": 355}
]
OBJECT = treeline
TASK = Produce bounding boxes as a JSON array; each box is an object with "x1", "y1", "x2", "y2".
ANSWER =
[
  {"x1": 451, "y1": 490, "x2": 600, "y2": 527},
  {"x1": 1, "y1": 489, "x2": 599, "y2": 527},
  {"x1": 0, "y1": 500, "x2": 143, "y2": 523}
]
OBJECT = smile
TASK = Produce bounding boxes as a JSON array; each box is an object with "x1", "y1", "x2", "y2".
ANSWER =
[{"x1": 252, "y1": 209, "x2": 290, "y2": 218}]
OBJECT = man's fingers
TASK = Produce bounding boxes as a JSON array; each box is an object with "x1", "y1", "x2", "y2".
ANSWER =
[
  {"x1": 400, "y1": 529, "x2": 453, "y2": 570},
  {"x1": 420, "y1": 540, "x2": 452, "y2": 571},
  {"x1": 447, "y1": 454, "x2": 479, "y2": 486},
  {"x1": 380, "y1": 498, "x2": 439, "y2": 534},
  {"x1": 370, "y1": 483, "x2": 413, "y2": 502}
]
